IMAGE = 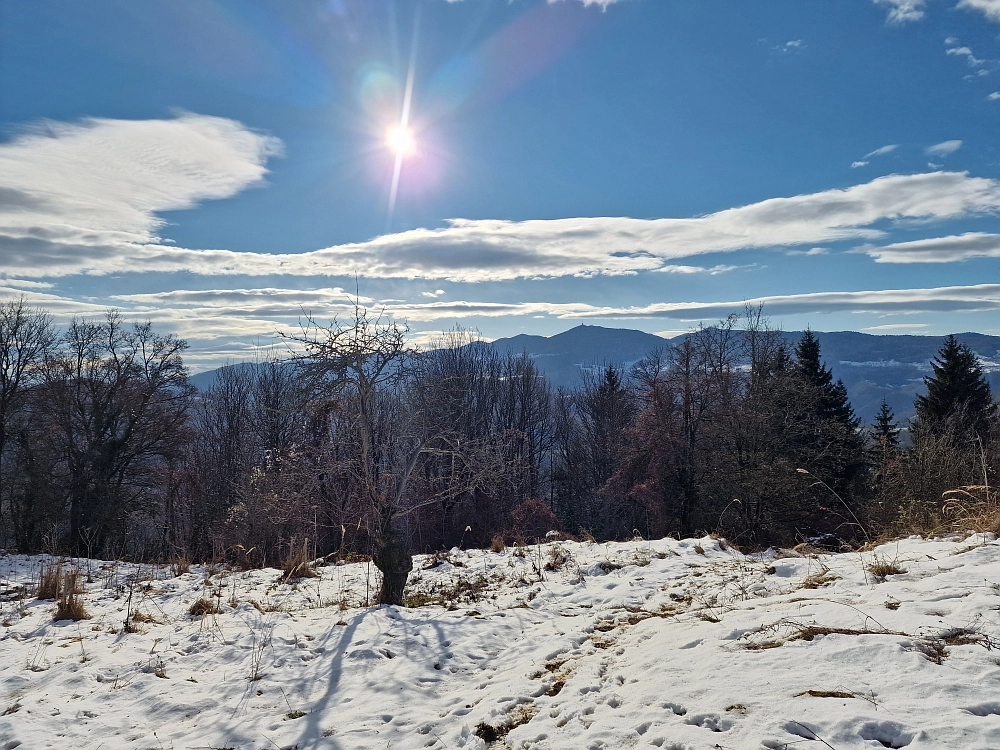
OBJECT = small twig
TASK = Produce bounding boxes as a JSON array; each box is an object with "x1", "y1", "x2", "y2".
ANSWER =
[{"x1": 789, "y1": 721, "x2": 838, "y2": 749}]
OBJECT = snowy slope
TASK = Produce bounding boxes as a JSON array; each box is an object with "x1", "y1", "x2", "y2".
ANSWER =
[{"x1": 2, "y1": 533, "x2": 1000, "y2": 750}]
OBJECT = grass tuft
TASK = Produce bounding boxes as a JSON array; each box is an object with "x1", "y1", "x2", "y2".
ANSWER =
[
  {"x1": 279, "y1": 540, "x2": 319, "y2": 583},
  {"x1": 54, "y1": 572, "x2": 90, "y2": 621},
  {"x1": 37, "y1": 563, "x2": 62, "y2": 599},
  {"x1": 188, "y1": 597, "x2": 220, "y2": 617},
  {"x1": 867, "y1": 553, "x2": 907, "y2": 579}
]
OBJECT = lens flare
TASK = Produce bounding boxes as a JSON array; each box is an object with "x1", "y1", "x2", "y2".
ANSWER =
[{"x1": 386, "y1": 125, "x2": 415, "y2": 157}]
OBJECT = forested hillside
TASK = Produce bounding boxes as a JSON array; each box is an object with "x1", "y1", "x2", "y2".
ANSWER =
[{"x1": 2, "y1": 299, "x2": 997, "y2": 608}]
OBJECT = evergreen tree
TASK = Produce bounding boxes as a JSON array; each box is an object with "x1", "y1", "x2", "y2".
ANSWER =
[
  {"x1": 790, "y1": 330, "x2": 865, "y2": 486},
  {"x1": 914, "y1": 335, "x2": 996, "y2": 440},
  {"x1": 794, "y1": 330, "x2": 861, "y2": 428},
  {"x1": 871, "y1": 399, "x2": 900, "y2": 451}
]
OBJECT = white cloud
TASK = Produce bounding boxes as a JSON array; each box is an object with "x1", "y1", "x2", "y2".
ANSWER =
[
  {"x1": 852, "y1": 161, "x2": 869, "y2": 168},
  {"x1": 925, "y1": 140, "x2": 963, "y2": 157},
  {"x1": 112, "y1": 286, "x2": 368, "y2": 312},
  {"x1": 775, "y1": 40, "x2": 805, "y2": 53},
  {"x1": 2, "y1": 116, "x2": 1000, "y2": 283},
  {"x1": 2, "y1": 115, "x2": 1000, "y2": 282},
  {"x1": 654, "y1": 330, "x2": 689, "y2": 339},
  {"x1": 0, "y1": 112, "x2": 281, "y2": 256},
  {"x1": 957, "y1": 0, "x2": 1000, "y2": 22},
  {"x1": 786, "y1": 247, "x2": 829, "y2": 256},
  {"x1": 562, "y1": 284, "x2": 1000, "y2": 320},
  {"x1": 859, "y1": 232, "x2": 1000, "y2": 263},
  {"x1": 0, "y1": 277, "x2": 53, "y2": 290},
  {"x1": 865, "y1": 144, "x2": 898, "y2": 158},
  {"x1": 421, "y1": 289, "x2": 446, "y2": 298},
  {"x1": 873, "y1": 0, "x2": 926, "y2": 23},
  {"x1": 947, "y1": 46, "x2": 986, "y2": 66},
  {"x1": 545, "y1": 0, "x2": 626, "y2": 6},
  {"x1": 650, "y1": 264, "x2": 741, "y2": 274},
  {"x1": 863, "y1": 323, "x2": 929, "y2": 330},
  {"x1": 989, "y1": 92, "x2": 1000, "y2": 100}
]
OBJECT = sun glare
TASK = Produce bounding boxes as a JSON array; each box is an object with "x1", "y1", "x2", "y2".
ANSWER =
[{"x1": 386, "y1": 125, "x2": 415, "y2": 157}]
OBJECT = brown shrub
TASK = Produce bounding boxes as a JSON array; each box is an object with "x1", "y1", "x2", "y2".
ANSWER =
[{"x1": 510, "y1": 499, "x2": 561, "y2": 544}]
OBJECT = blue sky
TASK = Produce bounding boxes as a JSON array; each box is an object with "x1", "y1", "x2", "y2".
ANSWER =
[{"x1": 2, "y1": 0, "x2": 1000, "y2": 369}]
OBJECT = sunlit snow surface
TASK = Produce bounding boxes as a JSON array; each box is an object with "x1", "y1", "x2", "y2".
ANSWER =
[{"x1": 2, "y1": 534, "x2": 1000, "y2": 749}]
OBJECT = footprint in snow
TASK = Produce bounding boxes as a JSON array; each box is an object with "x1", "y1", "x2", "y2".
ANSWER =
[
  {"x1": 858, "y1": 720, "x2": 915, "y2": 748},
  {"x1": 661, "y1": 702, "x2": 686, "y2": 716},
  {"x1": 964, "y1": 701, "x2": 1000, "y2": 716},
  {"x1": 684, "y1": 713, "x2": 732, "y2": 732}
]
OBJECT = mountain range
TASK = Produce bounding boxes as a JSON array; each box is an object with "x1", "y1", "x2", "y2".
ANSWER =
[{"x1": 189, "y1": 326, "x2": 1000, "y2": 424}]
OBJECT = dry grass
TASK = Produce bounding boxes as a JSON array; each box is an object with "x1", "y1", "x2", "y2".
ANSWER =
[
  {"x1": 54, "y1": 572, "x2": 90, "y2": 621},
  {"x1": 866, "y1": 553, "x2": 907, "y2": 579},
  {"x1": 37, "y1": 563, "x2": 63, "y2": 599},
  {"x1": 490, "y1": 535, "x2": 506, "y2": 553},
  {"x1": 188, "y1": 597, "x2": 220, "y2": 617},
  {"x1": 279, "y1": 540, "x2": 319, "y2": 583},
  {"x1": 403, "y1": 573, "x2": 492, "y2": 608},
  {"x1": 544, "y1": 545, "x2": 570, "y2": 571},
  {"x1": 474, "y1": 704, "x2": 538, "y2": 744},
  {"x1": 800, "y1": 567, "x2": 840, "y2": 589},
  {"x1": 796, "y1": 689, "x2": 856, "y2": 699},
  {"x1": 422, "y1": 551, "x2": 464, "y2": 570},
  {"x1": 743, "y1": 619, "x2": 904, "y2": 651},
  {"x1": 171, "y1": 555, "x2": 191, "y2": 577}
]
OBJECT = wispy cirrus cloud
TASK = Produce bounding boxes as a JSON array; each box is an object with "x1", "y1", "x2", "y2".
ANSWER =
[
  {"x1": 873, "y1": 0, "x2": 926, "y2": 23},
  {"x1": 866, "y1": 144, "x2": 899, "y2": 158},
  {"x1": 786, "y1": 247, "x2": 828, "y2": 256},
  {"x1": 92, "y1": 283, "x2": 1000, "y2": 324},
  {"x1": 925, "y1": 140, "x2": 963, "y2": 157},
  {"x1": 7, "y1": 280, "x2": 1000, "y2": 369},
  {"x1": 563, "y1": 284, "x2": 1000, "y2": 320}
]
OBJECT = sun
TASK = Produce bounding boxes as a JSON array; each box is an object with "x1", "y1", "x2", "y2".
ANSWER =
[{"x1": 386, "y1": 125, "x2": 415, "y2": 157}]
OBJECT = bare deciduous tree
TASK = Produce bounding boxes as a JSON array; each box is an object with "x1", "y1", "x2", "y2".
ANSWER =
[{"x1": 286, "y1": 306, "x2": 425, "y2": 605}]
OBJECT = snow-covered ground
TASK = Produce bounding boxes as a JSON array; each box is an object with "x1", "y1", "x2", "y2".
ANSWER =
[{"x1": 2, "y1": 533, "x2": 1000, "y2": 750}]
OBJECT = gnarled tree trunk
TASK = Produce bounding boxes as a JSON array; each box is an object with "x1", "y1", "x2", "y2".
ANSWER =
[{"x1": 373, "y1": 521, "x2": 412, "y2": 606}]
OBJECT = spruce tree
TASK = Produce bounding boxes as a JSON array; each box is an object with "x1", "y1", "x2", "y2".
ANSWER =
[
  {"x1": 871, "y1": 399, "x2": 900, "y2": 451},
  {"x1": 914, "y1": 335, "x2": 996, "y2": 439},
  {"x1": 791, "y1": 330, "x2": 865, "y2": 486},
  {"x1": 794, "y1": 330, "x2": 861, "y2": 428}
]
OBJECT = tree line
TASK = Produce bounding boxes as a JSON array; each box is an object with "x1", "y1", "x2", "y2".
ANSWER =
[{"x1": 0, "y1": 298, "x2": 996, "y2": 603}]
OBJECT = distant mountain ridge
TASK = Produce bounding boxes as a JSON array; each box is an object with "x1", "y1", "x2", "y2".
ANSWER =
[
  {"x1": 492, "y1": 326, "x2": 1000, "y2": 422},
  {"x1": 189, "y1": 326, "x2": 1000, "y2": 424}
]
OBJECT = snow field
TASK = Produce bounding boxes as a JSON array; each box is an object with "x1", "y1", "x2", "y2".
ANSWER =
[{"x1": 1, "y1": 533, "x2": 1000, "y2": 749}]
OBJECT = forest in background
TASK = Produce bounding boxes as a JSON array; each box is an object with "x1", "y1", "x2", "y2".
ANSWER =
[{"x1": 0, "y1": 298, "x2": 996, "y2": 603}]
